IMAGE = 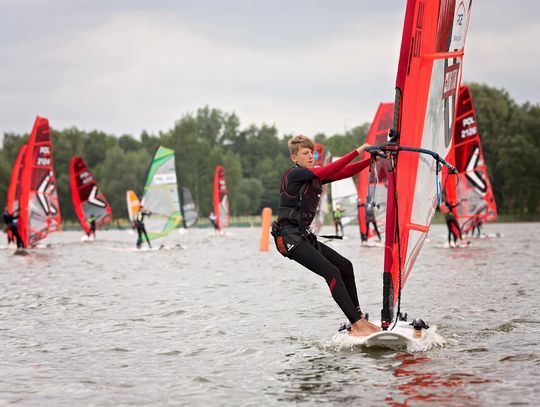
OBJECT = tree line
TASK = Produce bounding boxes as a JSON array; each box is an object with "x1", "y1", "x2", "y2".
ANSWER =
[{"x1": 0, "y1": 83, "x2": 538, "y2": 223}]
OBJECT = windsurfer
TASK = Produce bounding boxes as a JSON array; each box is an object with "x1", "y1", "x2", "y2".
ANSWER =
[
  {"x1": 87, "y1": 214, "x2": 96, "y2": 239},
  {"x1": 208, "y1": 212, "x2": 220, "y2": 236},
  {"x1": 444, "y1": 200, "x2": 462, "y2": 247},
  {"x1": 333, "y1": 205, "x2": 344, "y2": 236},
  {"x1": 135, "y1": 205, "x2": 152, "y2": 249},
  {"x1": 2, "y1": 207, "x2": 24, "y2": 249},
  {"x1": 365, "y1": 202, "x2": 382, "y2": 242},
  {"x1": 272, "y1": 135, "x2": 380, "y2": 336}
]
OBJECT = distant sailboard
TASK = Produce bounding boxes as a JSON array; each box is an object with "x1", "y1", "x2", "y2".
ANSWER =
[
  {"x1": 140, "y1": 146, "x2": 182, "y2": 241},
  {"x1": 213, "y1": 165, "x2": 230, "y2": 230},
  {"x1": 18, "y1": 116, "x2": 62, "y2": 248},
  {"x1": 445, "y1": 85, "x2": 497, "y2": 235},
  {"x1": 180, "y1": 187, "x2": 198, "y2": 228},
  {"x1": 126, "y1": 190, "x2": 141, "y2": 224},
  {"x1": 357, "y1": 103, "x2": 393, "y2": 241},
  {"x1": 70, "y1": 156, "x2": 113, "y2": 235}
]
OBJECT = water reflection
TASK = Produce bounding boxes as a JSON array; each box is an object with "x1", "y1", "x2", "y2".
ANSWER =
[{"x1": 385, "y1": 353, "x2": 495, "y2": 406}]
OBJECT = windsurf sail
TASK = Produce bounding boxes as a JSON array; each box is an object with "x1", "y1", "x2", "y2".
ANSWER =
[
  {"x1": 213, "y1": 165, "x2": 230, "y2": 230},
  {"x1": 330, "y1": 156, "x2": 358, "y2": 226},
  {"x1": 310, "y1": 144, "x2": 331, "y2": 232},
  {"x1": 126, "y1": 190, "x2": 140, "y2": 223},
  {"x1": 70, "y1": 156, "x2": 113, "y2": 234},
  {"x1": 181, "y1": 187, "x2": 198, "y2": 227},
  {"x1": 445, "y1": 85, "x2": 497, "y2": 234},
  {"x1": 374, "y1": 0, "x2": 473, "y2": 328},
  {"x1": 357, "y1": 103, "x2": 394, "y2": 241},
  {"x1": 5, "y1": 144, "x2": 27, "y2": 241},
  {"x1": 140, "y1": 146, "x2": 182, "y2": 241},
  {"x1": 18, "y1": 116, "x2": 62, "y2": 247}
]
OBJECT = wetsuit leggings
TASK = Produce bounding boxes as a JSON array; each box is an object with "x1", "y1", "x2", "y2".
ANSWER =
[
  {"x1": 289, "y1": 238, "x2": 361, "y2": 324},
  {"x1": 367, "y1": 220, "x2": 381, "y2": 240},
  {"x1": 9, "y1": 226, "x2": 24, "y2": 248},
  {"x1": 446, "y1": 217, "x2": 461, "y2": 244},
  {"x1": 334, "y1": 220, "x2": 343, "y2": 236},
  {"x1": 137, "y1": 227, "x2": 151, "y2": 247}
]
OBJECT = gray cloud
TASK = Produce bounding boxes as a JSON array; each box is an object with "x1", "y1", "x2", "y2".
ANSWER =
[{"x1": 0, "y1": 1, "x2": 538, "y2": 139}]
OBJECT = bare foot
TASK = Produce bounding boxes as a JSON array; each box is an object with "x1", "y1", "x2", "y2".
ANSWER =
[{"x1": 349, "y1": 319, "x2": 381, "y2": 337}]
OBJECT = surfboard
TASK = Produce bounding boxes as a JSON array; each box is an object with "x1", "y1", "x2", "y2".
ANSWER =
[{"x1": 331, "y1": 320, "x2": 444, "y2": 352}]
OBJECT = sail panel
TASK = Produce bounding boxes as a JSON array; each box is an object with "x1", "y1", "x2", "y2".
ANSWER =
[
  {"x1": 141, "y1": 146, "x2": 182, "y2": 241},
  {"x1": 213, "y1": 165, "x2": 230, "y2": 229},
  {"x1": 126, "y1": 190, "x2": 140, "y2": 223},
  {"x1": 181, "y1": 187, "x2": 198, "y2": 227},
  {"x1": 19, "y1": 117, "x2": 62, "y2": 247},
  {"x1": 70, "y1": 156, "x2": 113, "y2": 234},
  {"x1": 384, "y1": 0, "x2": 473, "y2": 318}
]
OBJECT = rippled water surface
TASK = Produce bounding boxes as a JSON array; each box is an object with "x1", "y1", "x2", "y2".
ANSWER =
[{"x1": 1, "y1": 223, "x2": 539, "y2": 406}]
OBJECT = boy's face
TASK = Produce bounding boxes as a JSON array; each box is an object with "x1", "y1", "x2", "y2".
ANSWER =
[{"x1": 291, "y1": 147, "x2": 314, "y2": 168}]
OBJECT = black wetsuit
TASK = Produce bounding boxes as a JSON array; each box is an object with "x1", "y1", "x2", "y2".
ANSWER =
[
  {"x1": 3, "y1": 210, "x2": 24, "y2": 248},
  {"x1": 445, "y1": 202, "x2": 462, "y2": 245},
  {"x1": 208, "y1": 214, "x2": 220, "y2": 232},
  {"x1": 333, "y1": 209, "x2": 343, "y2": 236},
  {"x1": 273, "y1": 150, "x2": 370, "y2": 325},
  {"x1": 135, "y1": 210, "x2": 152, "y2": 248},
  {"x1": 365, "y1": 203, "x2": 381, "y2": 241},
  {"x1": 88, "y1": 216, "x2": 96, "y2": 238}
]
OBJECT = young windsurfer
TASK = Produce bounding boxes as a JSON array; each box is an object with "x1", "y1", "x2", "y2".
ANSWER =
[
  {"x1": 272, "y1": 135, "x2": 380, "y2": 336},
  {"x1": 87, "y1": 214, "x2": 96, "y2": 239},
  {"x1": 2, "y1": 207, "x2": 24, "y2": 249},
  {"x1": 208, "y1": 212, "x2": 220, "y2": 236},
  {"x1": 135, "y1": 205, "x2": 152, "y2": 249},
  {"x1": 365, "y1": 202, "x2": 382, "y2": 242},
  {"x1": 444, "y1": 200, "x2": 462, "y2": 247},
  {"x1": 333, "y1": 205, "x2": 344, "y2": 236}
]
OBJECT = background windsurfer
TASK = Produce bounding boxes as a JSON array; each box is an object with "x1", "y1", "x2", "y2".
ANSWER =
[
  {"x1": 365, "y1": 202, "x2": 382, "y2": 242},
  {"x1": 2, "y1": 207, "x2": 24, "y2": 249},
  {"x1": 135, "y1": 205, "x2": 152, "y2": 249},
  {"x1": 208, "y1": 212, "x2": 220, "y2": 236},
  {"x1": 87, "y1": 214, "x2": 96, "y2": 239},
  {"x1": 273, "y1": 135, "x2": 380, "y2": 337},
  {"x1": 444, "y1": 200, "x2": 463, "y2": 247},
  {"x1": 332, "y1": 205, "x2": 344, "y2": 236}
]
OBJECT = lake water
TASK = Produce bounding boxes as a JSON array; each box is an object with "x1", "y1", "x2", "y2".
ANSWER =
[{"x1": 1, "y1": 223, "x2": 538, "y2": 406}]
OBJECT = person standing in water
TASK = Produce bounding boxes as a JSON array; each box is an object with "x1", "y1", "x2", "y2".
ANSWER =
[
  {"x1": 2, "y1": 207, "x2": 24, "y2": 249},
  {"x1": 272, "y1": 135, "x2": 380, "y2": 336},
  {"x1": 208, "y1": 212, "x2": 220, "y2": 236},
  {"x1": 135, "y1": 205, "x2": 152, "y2": 249},
  {"x1": 333, "y1": 205, "x2": 344, "y2": 237},
  {"x1": 444, "y1": 200, "x2": 462, "y2": 247},
  {"x1": 87, "y1": 214, "x2": 97, "y2": 239},
  {"x1": 365, "y1": 202, "x2": 382, "y2": 242}
]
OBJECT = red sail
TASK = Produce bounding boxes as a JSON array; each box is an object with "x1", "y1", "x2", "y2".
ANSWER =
[
  {"x1": 382, "y1": 0, "x2": 472, "y2": 326},
  {"x1": 357, "y1": 103, "x2": 393, "y2": 240},
  {"x1": 19, "y1": 117, "x2": 62, "y2": 247},
  {"x1": 6, "y1": 144, "x2": 27, "y2": 215},
  {"x1": 446, "y1": 85, "x2": 497, "y2": 233},
  {"x1": 213, "y1": 165, "x2": 230, "y2": 229},
  {"x1": 70, "y1": 156, "x2": 113, "y2": 234}
]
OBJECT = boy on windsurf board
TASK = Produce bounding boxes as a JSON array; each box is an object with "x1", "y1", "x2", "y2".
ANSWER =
[{"x1": 272, "y1": 135, "x2": 380, "y2": 336}]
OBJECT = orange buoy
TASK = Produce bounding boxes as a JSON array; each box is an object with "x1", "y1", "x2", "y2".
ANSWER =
[{"x1": 259, "y1": 207, "x2": 272, "y2": 251}]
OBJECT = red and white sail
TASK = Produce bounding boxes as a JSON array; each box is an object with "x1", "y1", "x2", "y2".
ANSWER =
[
  {"x1": 213, "y1": 165, "x2": 230, "y2": 229},
  {"x1": 445, "y1": 85, "x2": 497, "y2": 233},
  {"x1": 357, "y1": 103, "x2": 393, "y2": 240},
  {"x1": 70, "y1": 156, "x2": 113, "y2": 234},
  {"x1": 19, "y1": 116, "x2": 62, "y2": 247},
  {"x1": 381, "y1": 0, "x2": 472, "y2": 326}
]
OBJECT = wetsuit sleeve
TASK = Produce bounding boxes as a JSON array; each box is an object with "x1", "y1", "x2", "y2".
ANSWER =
[
  {"x1": 322, "y1": 158, "x2": 371, "y2": 182},
  {"x1": 310, "y1": 149, "x2": 359, "y2": 180}
]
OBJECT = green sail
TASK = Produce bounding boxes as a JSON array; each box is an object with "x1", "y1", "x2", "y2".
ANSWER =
[{"x1": 141, "y1": 146, "x2": 182, "y2": 241}]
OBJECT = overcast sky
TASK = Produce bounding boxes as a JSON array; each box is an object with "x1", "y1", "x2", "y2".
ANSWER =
[{"x1": 1, "y1": 1, "x2": 539, "y2": 139}]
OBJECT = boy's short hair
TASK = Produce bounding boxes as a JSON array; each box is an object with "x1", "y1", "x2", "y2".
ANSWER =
[{"x1": 288, "y1": 135, "x2": 315, "y2": 155}]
